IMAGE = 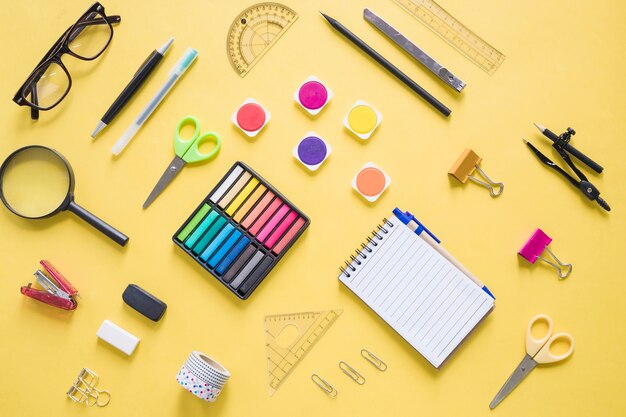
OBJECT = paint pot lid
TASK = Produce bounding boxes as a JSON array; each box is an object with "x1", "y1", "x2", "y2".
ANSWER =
[
  {"x1": 298, "y1": 81, "x2": 328, "y2": 110},
  {"x1": 298, "y1": 136, "x2": 327, "y2": 165},
  {"x1": 237, "y1": 103, "x2": 266, "y2": 131},
  {"x1": 348, "y1": 105, "x2": 377, "y2": 134},
  {"x1": 356, "y1": 167, "x2": 386, "y2": 196}
]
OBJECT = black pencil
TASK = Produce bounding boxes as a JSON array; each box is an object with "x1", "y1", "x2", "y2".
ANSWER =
[{"x1": 320, "y1": 12, "x2": 450, "y2": 117}]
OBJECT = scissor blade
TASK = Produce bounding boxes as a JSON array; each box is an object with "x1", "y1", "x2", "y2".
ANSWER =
[
  {"x1": 490, "y1": 354, "x2": 538, "y2": 409},
  {"x1": 143, "y1": 156, "x2": 186, "y2": 209}
]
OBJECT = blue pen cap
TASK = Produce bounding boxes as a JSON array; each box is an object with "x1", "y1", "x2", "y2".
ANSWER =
[
  {"x1": 392, "y1": 208, "x2": 440, "y2": 243},
  {"x1": 172, "y1": 48, "x2": 198, "y2": 75}
]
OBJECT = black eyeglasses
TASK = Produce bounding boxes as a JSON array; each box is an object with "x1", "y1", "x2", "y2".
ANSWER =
[{"x1": 12, "y1": 2, "x2": 120, "y2": 120}]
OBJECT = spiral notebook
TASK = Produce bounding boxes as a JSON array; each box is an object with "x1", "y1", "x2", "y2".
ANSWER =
[{"x1": 338, "y1": 208, "x2": 495, "y2": 368}]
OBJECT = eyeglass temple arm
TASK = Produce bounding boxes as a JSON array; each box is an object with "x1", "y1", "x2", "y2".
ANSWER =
[
  {"x1": 30, "y1": 86, "x2": 39, "y2": 120},
  {"x1": 26, "y1": 14, "x2": 121, "y2": 119},
  {"x1": 33, "y1": 15, "x2": 121, "y2": 69},
  {"x1": 68, "y1": 15, "x2": 121, "y2": 42},
  {"x1": 22, "y1": 13, "x2": 121, "y2": 119}
]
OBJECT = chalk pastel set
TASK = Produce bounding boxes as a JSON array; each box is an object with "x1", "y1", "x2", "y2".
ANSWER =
[{"x1": 173, "y1": 161, "x2": 310, "y2": 299}]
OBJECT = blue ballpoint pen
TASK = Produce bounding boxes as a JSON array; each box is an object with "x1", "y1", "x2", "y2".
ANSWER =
[{"x1": 393, "y1": 208, "x2": 495, "y2": 299}]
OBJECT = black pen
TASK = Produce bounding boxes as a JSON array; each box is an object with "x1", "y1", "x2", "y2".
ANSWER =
[
  {"x1": 320, "y1": 12, "x2": 450, "y2": 117},
  {"x1": 91, "y1": 38, "x2": 174, "y2": 138}
]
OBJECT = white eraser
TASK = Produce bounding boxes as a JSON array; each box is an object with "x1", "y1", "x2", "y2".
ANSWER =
[{"x1": 96, "y1": 319, "x2": 140, "y2": 355}]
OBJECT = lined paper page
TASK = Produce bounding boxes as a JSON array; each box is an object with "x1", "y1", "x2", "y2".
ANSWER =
[{"x1": 339, "y1": 215, "x2": 493, "y2": 367}]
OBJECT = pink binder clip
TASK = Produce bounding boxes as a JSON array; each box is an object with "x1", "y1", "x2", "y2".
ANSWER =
[{"x1": 518, "y1": 229, "x2": 572, "y2": 279}]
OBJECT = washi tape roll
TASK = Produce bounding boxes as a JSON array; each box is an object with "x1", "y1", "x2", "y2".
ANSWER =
[
  {"x1": 187, "y1": 351, "x2": 230, "y2": 381},
  {"x1": 184, "y1": 359, "x2": 229, "y2": 386},
  {"x1": 176, "y1": 351, "x2": 231, "y2": 402},
  {"x1": 176, "y1": 366, "x2": 222, "y2": 402}
]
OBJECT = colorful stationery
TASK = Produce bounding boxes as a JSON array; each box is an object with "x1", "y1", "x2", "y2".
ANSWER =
[
  {"x1": 338, "y1": 208, "x2": 495, "y2": 368},
  {"x1": 265, "y1": 310, "x2": 342, "y2": 395},
  {"x1": 352, "y1": 163, "x2": 390, "y2": 202},
  {"x1": 364, "y1": 8, "x2": 465, "y2": 92},
  {"x1": 112, "y1": 47, "x2": 198, "y2": 155},
  {"x1": 21, "y1": 260, "x2": 79, "y2": 310},
  {"x1": 519, "y1": 228, "x2": 572, "y2": 279},
  {"x1": 232, "y1": 98, "x2": 271, "y2": 137},
  {"x1": 143, "y1": 116, "x2": 221, "y2": 208},
  {"x1": 176, "y1": 351, "x2": 230, "y2": 402},
  {"x1": 294, "y1": 76, "x2": 333, "y2": 116},
  {"x1": 523, "y1": 136, "x2": 610, "y2": 211},
  {"x1": 227, "y1": 3, "x2": 298, "y2": 77},
  {"x1": 91, "y1": 38, "x2": 174, "y2": 138},
  {"x1": 390, "y1": 0, "x2": 505, "y2": 75},
  {"x1": 490, "y1": 314, "x2": 574, "y2": 409},
  {"x1": 449, "y1": 148, "x2": 504, "y2": 197},
  {"x1": 293, "y1": 132, "x2": 332, "y2": 171},
  {"x1": 320, "y1": 12, "x2": 451, "y2": 117},
  {"x1": 344, "y1": 100, "x2": 382, "y2": 140},
  {"x1": 173, "y1": 162, "x2": 310, "y2": 299}
]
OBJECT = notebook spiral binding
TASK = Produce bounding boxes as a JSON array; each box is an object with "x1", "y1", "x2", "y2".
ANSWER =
[{"x1": 340, "y1": 218, "x2": 394, "y2": 278}]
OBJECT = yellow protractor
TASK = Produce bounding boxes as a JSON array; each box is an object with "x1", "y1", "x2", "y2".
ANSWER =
[{"x1": 226, "y1": 2, "x2": 298, "y2": 77}]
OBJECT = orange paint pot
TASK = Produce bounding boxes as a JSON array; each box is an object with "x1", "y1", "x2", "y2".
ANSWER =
[{"x1": 352, "y1": 163, "x2": 390, "y2": 202}]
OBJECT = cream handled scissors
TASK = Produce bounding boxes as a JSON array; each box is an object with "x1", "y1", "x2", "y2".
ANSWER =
[
  {"x1": 490, "y1": 314, "x2": 574, "y2": 409},
  {"x1": 144, "y1": 116, "x2": 221, "y2": 208}
]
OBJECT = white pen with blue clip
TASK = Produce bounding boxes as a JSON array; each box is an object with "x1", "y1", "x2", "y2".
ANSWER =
[
  {"x1": 112, "y1": 47, "x2": 198, "y2": 155},
  {"x1": 393, "y1": 208, "x2": 495, "y2": 299}
]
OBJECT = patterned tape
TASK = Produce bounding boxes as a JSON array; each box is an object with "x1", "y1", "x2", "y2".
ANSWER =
[
  {"x1": 176, "y1": 366, "x2": 222, "y2": 402},
  {"x1": 190, "y1": 351, "x2": 231, "y2": 378},
  {"x1": 186, "y1": 354, "x2": 230, "y2": 382},
  {"x1": 176, "y1": 351, "x2": 231, "y2": 402},
  {"x1": 184, "y1": 361, "x2": 228, "y2": 387}
]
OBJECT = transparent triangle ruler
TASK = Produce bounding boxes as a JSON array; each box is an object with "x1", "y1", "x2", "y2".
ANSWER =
[
  {"x1": 390, "y1": 0, "x2": 505, "y2": 75},
  {"x1": 265, "y1": 310, "x2": 342, "y2": 396},
  {"x1": 226, "y1": 2, "x2": 298, "y2": 77}
]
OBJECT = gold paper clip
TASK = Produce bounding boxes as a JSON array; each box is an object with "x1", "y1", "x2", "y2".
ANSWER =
[
  {"x1": 66, "y1": 368, "x2": 111, "y2": 407},
  {"x1": 361, "y1": 349, "x2": 387, "y2": 371},
  {"x1": 449, "y1": 149, "x2": 503, "y2": 197},
  {"x1": 339, "y1": 361, "x2": 365, "y2": 384},
  {"x1": 311, "y1": 374, "x2": 337, "y2": 398}
]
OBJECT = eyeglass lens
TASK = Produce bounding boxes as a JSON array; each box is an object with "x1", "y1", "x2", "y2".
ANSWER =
[
  {"x1": 68, "y1": 11, "x2": 112, "y2": 59},
  {"x1": 23, "y1": 10, "x2": 112, "y2": 109}
]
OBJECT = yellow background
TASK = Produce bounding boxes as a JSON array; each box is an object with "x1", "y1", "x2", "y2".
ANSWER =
[{"x1": 1, "y1": 0, "x2": 625, "y2": 415}]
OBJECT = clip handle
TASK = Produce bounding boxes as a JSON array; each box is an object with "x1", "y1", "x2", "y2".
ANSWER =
[
  {"x1": 21, "y1": 285, "x2": 77, "y2": 310},
  {"x1": 468, "y1": 165, "x2": 504, "y2": 197}
]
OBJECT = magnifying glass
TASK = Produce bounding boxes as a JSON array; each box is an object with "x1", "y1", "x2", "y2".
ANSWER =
[{"x1": 0, "y1": 145, "x2": 129, "y2": 246}]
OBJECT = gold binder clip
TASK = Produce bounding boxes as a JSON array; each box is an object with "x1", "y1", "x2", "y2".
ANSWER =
[
  {"x1": 449, "y1": 149, "x2": 503, "y2": 197},
  {"x1": 339, "y1": 361, "x2": 365, "y2": 385},
  {"x1": 361, "y1": 349, "x2": 387, "y2": 371},
  {"x1": 311, "y1": 374, "x2": 338, "y2": 398},
  {"x1": 66, "y1": 368, "x2": 111, "y2": 407}
]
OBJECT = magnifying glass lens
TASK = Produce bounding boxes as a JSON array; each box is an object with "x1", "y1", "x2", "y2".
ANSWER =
[{"x1": 1, "y1": 147, "x2": 70, "y2": 218}]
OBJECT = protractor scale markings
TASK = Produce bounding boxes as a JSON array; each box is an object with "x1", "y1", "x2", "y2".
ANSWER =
[{"x1": 227, "y1": 2, "x2": 298, "y2": 77}]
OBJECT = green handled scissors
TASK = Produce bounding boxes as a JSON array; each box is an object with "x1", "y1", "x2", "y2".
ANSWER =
[{"x1": 143, "y1": 116, "x2": 221, "y2": 208}]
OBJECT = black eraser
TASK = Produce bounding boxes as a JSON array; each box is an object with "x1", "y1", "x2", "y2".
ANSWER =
[{"x1": 122, "y1": 284, "x2": 167, "y2": 321}]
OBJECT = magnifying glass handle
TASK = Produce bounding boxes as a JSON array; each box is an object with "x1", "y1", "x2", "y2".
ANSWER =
[{"x1": 67, "y1": 201, "x2": 129, "y2": 246}]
